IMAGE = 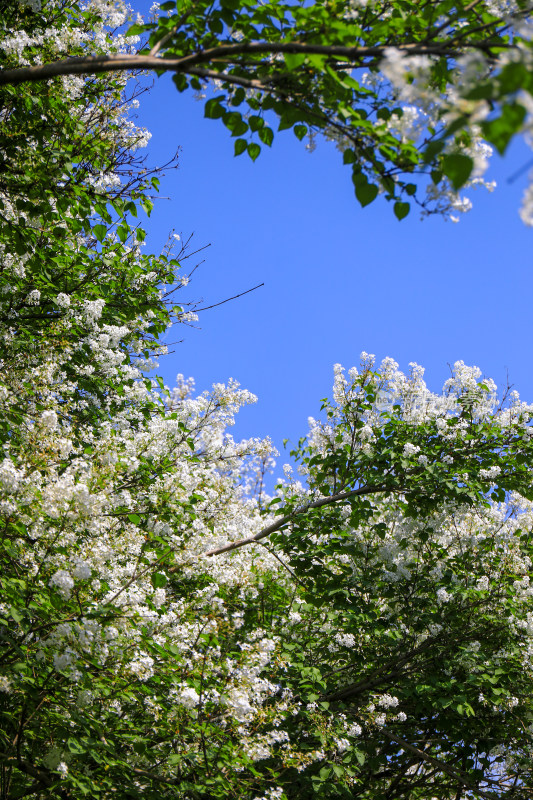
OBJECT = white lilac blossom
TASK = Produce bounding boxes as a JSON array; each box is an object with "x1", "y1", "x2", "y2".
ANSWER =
[
  {"x1": 55, "y1": 293, "x2": 71, "y2": 308},
  {"x1": 436, "y1": 587, "x2": 452, "y2": 604},
  {"x1": 377, "y1": 694, "x2": 399, "y2": 708},
  {"x1": 178, "y1": 686, "x2": 200, "y2": 709},
  {"x1": 479, "y1": 465, "x2": 502, "y2": 480},
  {"x1": 0, "y1": 459, "x2": 24, "y2": 494},
  {"x1": 25, "y1": 289, "x2": 41, "y2": 305},
  {"x1": 9, "y1": 357, "x2": 533, "y2": 793},
  {"x1": 49, "y1": 570, "x2": 75, "y2": 598},
  {"x1": 40, "y1": 410, "x2": 58, "y2": 431}
]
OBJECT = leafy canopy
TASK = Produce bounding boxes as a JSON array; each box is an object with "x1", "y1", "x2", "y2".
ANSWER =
[{"x1": 2, "y1": 0, "x2": 533, "y2": 220}]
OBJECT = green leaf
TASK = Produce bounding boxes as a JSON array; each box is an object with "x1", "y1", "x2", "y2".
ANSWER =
[
  {"x1": 465, "y1": 82, "x2": 493, "y2": 101},
  {"x1": 223, "y1": 111, "x2": 248, "y2": 137},
  {"x1": 423, "y1": 138, "x2": 446, "y2": 164},
  {"x1": 284, "y1": 52, "x2": 306, "y2": 71},
  {"x1": 116, "y1": 225, "x2": 129, "y2": 243},
  {"x1": 248, "y1": 115, "x2": 264, "y2": 132},
  {"x1": 208, "y1": 16, "x2": 224, "y2": 34},
  {"x1": 172, "y1": 73, "x2": 188, "y2": 92},
  {"x1": 9, "y1": 606, "x2": 24, "y2": 623},
  {"x1": 247, "y1": 142, "x2": 261, "y2": 161},
  {"x1": 234, "y1": 138, "x2": 248, "y2": 156},
  {"x1": 92, "y1": 224, "x2": 107, "y2": 242},
  {"x1": 204, "y1": 98, "x2": 225, "y2": 119},
  {"x1": 67, "y1": 738, "x2": 86, "y2": 754},
  {"x1": 355, "y1": 180, "x2": 379, "y2": 207},
  {"x1": 294, "y1": 124, "x2": 308, "y2": 141},
  {"x1": 498, "y1": 61, "x2": 527, "y2": 94},
  {"x1": 305, "y1": 53, "x2": 326, "y2": 70},
  {"x1": 151, "y1": 572, "x2": 168, "y2": 589},
  {"x1": 441, "y1": 154, "x2": 474, "y2": 190},
  {"x1": 125, "y1": 23, "x2": 147, "y2": 37},
  {"x1": 481, "y1": 103, "x2": 527, "y2": 155},
  {"x1": 127, "y1": 514, "x2": 141, "y2": 525},
  {"x1": 394, "y1": 201, "x2": 410, "y2": 220},
  {"x1": 258, "y1": 127, "x2": 274, "y2": 146},
  {"x1": 343, "y1": 148, "x2": 355, "y2": 165},
  {"x1": 229, "y1": 87, "x2": 246, "y2": 107}
]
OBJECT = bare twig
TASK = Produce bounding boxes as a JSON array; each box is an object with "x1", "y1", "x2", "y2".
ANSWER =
[{"x1": 193, "y1": 282, "x2": 264, "y2": 313}]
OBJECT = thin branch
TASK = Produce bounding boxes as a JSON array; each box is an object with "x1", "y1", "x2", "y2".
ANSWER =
[
  {"x1": 379, "y1": 729, "x2": 495, "y2": 800},
  {"x1": 0, "y1": 756, "x2": 53, "y2": 792},
  {"x1": 149, "y1": 8, "x2": 194, "y2": 56},
  {"x1": 149, "y1": 25, "x2": 179, "y2": 57},
  {"x1": 257, "y1": 540, "x2": 306, "y2": 585},
  {"x1": 428, "y1": 0, "x2": 485, "y2": 38},
  {"x1": 324, "y1": 635, "x2": 438, "y2": 697},
  {"x1": 11, "y1": 781, "x2": 44, "y2": 799},
  {"x1": 186, "y1": 65, "x2": 267, "y2": 91},
  {"x1": 193, "y1": 282, "x2": 264, "y2": 313},
  {"x1": 131, "y1": 766, "x2": 183, "y2": 785},
  {"x1": 507, "y1": 156, "x2": 533, "y2": 184}
]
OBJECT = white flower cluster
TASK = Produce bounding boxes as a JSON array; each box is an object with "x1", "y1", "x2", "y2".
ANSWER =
[
  {"x1": 25, "y1": 289, "x2": 40, "y2": 305},
  {"x1": 0, "y1": 458, "x2": 24, "y2": 495},
  {"x1": 49, "y1": 570, "x2": 75, "y2": 599},
  {"x1": 377, "y1": 693, "x2": 399, "y2": 708},
  {"x1": 436, "y1": 587, "x2": 452, "y2": 604},
  {"x1": 334, "y1": 632, "x2": 357, "y2": 648},
  {"x1": 55, "y1": 293, "x2": 71, "y2": 309},
  {"x1": 177, "y1": 685, "x2": 200, "y2": 709},
  {"x1": 252, "y1": 788, "x2": 284, "y2": 800},
  {"x1": 479, "y1": 465, "x2": 502, "y2": 480}
]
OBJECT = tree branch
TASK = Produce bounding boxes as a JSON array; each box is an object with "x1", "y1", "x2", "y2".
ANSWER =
[
  {"x1": 0, "y1": 755, "x2": 58, "y2": 793},
  {"x1": 324, "y1": 635, "x2": 439, "y2": 701},
  {"x1": 193, "y1": 281, "x2": 264, "y2": 313},
  {"x1": 202, "y1": 484, "x2": 384, "y2": 557},
  {"x1": 379, "y1": 730, "x2": 495, "y2": 800},
  {"x1": 0, "y1": 38, "x2": 505, "y2": 87}
]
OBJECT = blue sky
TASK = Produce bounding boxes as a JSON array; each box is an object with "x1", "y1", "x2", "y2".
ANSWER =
[{"x1": 130, "y1": 43, "x2": 533, "y2": 469}]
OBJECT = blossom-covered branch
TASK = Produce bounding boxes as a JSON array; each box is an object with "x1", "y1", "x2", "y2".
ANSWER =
[
  {"x1": 3, "y1": 0, "x2": 533, "y2": 221},
  {"x1": 203, "y1": 484, "x2": 385, "y2": 556},
  {"x1": 0, "y1": 39, "x2": 502, "y2": 87}
]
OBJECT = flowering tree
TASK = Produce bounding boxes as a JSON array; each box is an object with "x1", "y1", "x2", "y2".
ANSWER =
[
  {"x1": 1, "y1": 2, "x2": 533, "y2": 800},
  {"x1": 3, "y1": 0, "x2": 533, "y2": 220}
]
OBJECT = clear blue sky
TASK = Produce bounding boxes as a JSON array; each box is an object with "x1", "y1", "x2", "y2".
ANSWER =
[{"x1": 129, "y1": 25, "x2": 533, "y2": 466}]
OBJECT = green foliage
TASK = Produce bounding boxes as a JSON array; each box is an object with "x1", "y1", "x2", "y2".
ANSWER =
[
  {"x1": 3, "y1": 0, "x2": 533, "y2": 216},
  {"x1": 442, "y1": 154, "x2": 474, "y2": 191}
]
